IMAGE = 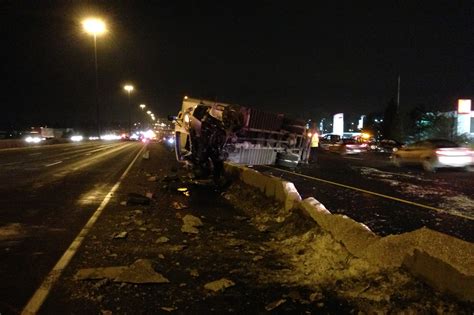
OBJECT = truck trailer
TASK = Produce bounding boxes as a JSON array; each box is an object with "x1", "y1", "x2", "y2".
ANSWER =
[{"x1": 173, "y1": 96, "x2": 310, "y2": 179}]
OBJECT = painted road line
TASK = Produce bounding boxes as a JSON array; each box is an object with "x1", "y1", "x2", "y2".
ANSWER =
[
  {"x1": 262, "y1": 166, "x2": 473, "y2": 221},
  {"x1": 44, "y1": 161, "x2": 63, "y2": 167},
  {"x1": 22, "y1": 144, "x2": 146, "y2": 315},
  {"x1": 343, "y1": 156, "x2": 363, "y2": 160}
]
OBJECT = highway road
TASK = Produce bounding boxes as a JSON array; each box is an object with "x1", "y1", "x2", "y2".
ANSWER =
[
  {"x1": 257, "y1": 151, "x2": 474, "y2": 242},
  {"x1": 0, "y1": 141, "x2": 144, "y2": 313}
]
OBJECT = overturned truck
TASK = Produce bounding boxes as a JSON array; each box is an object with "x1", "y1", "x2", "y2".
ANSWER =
[{"x1": 173, "y1": 97, "x2": 309, "y2": 179}]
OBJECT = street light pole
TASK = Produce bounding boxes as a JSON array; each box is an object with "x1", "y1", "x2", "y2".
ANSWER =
[
  {"x1": 93, "y1": 34, "x2": 100, "y2": 138},
  {"x1": 123, "y1": 85, "x2": 134, "y2": 136},
  {"x1": 82, "y1": 17, "x2": 106, "y2": 138},
  {"x1": 128, "y1": 90, "x2": 131, "y2": 135}
]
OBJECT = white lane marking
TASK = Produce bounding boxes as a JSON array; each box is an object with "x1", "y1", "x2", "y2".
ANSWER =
[
  {"x1": 22, "y1": 144, "x2": 146, "y2": 315},
  {"x1": 29, "y1": 153, "x2": 42, "y2": 156},
  {"x1": 44, "y1": 161, "x2": 63, "y2": 167}
]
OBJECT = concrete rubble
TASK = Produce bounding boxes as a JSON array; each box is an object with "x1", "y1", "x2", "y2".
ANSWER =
[
  {"x1": 75, "y1": 259, "x2": 169, "y2": 284},
  {"x1": 224, "y1": 162, "x2": 474, "y2": 303},
  {"x1": 204, "y1": 278, "x2": 235, "y2": 292},
  {"x1": 181, "y1": 214, "x2": 203, "y2": 234}
]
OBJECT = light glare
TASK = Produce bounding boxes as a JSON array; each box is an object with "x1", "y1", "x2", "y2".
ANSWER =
[
  {"x1": 82, "y1": 18, "x2": 106, "y2": 36},
  {"x1": 124, "y1": 85, "x2": 134, "y2": 92}
]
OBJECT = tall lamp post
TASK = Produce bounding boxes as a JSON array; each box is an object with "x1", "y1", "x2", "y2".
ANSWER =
[
  {"x1": 82, "y1": 17, "x2": 106, "y2": 138},
  {"x1": 123, "y1": 85, "x2": 134, "y2": 135}
]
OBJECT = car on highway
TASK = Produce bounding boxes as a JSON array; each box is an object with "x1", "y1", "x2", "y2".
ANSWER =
[
  {"x1": 328, "y1": 138, "x2": 368, "y2": 155},
  {"x1": 373, "y1": 139, "x2": 404, "y2": 153},
  {"x1": 391, "y1": 139, "x2": 474, "y2": 172},
  {"x1": 319, "y1": 134, "x2": 341, "y2": 151}
]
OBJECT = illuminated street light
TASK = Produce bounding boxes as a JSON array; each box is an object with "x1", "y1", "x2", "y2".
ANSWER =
[
  {"x1": 123, "y1": 84, "x2": 134, "y2": 135},
  {"x1": 146, "y1": 110, "x2": 151, "y2": 115},
  {"x1": 140, "y1": 104, "x2": 146, "y2": 110},
  {"x1": 82, "y1": 17, "x2": 107, "y2": 138},
  {"x1": 82, "y1": 18, "x2": 106, "y2": 36}
]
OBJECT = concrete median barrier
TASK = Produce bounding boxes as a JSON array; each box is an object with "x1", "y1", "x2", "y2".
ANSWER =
[{"x1": 223, "y1": 162, "x2": 474, "y2": 302}]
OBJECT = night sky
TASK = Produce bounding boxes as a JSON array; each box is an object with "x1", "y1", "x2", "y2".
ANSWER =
[{"x1": 1, "y1": 1, "x2": 472, "y2": 130}]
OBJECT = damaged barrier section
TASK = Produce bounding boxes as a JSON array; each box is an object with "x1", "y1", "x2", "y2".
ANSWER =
[{"x1": 224, "y1": 162, "x2": 474, "y2": 304}]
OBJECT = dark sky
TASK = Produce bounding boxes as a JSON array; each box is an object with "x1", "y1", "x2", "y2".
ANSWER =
[{"x1": 0, "y1": 1, "x2": 472, "y2": 129}]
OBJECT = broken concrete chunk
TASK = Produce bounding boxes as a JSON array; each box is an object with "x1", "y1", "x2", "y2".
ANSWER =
[
  {"x1": 113, "y1": 232, "x2": 128, "y2": 239},
  {"x1": 75, "y1": 259, "x2": 169, "y2": 284},
  {"x1": 120, "y1": 201, "x2": 127, "y2": 206},
  {"x1": 75, "y1": 266, "x2": 128, "y2": 280},
  {"x1": 204, "y1": 278, "x2": 235, "y2": 292},
  {"x1": 182, "y1": 215, "x2": 203, "y2": 227},
  {"x1": 172, "y1": 201, "x2": 188, "y2": 210},
  {"x1": 126, "y1": 193, "x2": 150, "y2": 205},
  {"x1": 181, "y1": 225, "x2": 199, "y2": 234},
  {"x1": 167, "y1": 245, "x2": 187, "y2": 252},
  {"x1": 147, "y1": 176, "x2": 158, "y2": 182},
  {"x1": 155, "y1": 236, "x2": 170, "y2": 244},
  {"x1": 252, "y1": 255, "x2": 264, "y2": 262},
  {"x1": 115, "y1": 259, "x2": 169, "y2": 284},
  {"x1": 189, "y1": 269, "x2": 199, "y2": 277},
  {"x1": 145, "y1": 192, "x2": 154, "y2": 199},
  {"x1": 265, "y1": 299, "x2": 287, "y2": 311},
  {"x1": 181, "y1": 214, "x2": 203, "y2": 234},
  {"x1": 161, "y1": 307, "x2": 176, "y2": 312}
]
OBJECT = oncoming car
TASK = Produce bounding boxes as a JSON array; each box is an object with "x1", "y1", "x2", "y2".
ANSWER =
[{"x1": 391, "y1": 139, "x2": 474, "y2": 172}]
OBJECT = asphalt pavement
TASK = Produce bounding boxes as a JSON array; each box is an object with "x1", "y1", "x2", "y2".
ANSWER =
[
  {"x1": 0, "y1": 141, "x2": 144, "y2": 314},
  {"x1": 0, "y1": 143, "x2": 471, "y2": 314},
  {"x1": 256, "y1": 150, "x2": 474, "y2": 242}
]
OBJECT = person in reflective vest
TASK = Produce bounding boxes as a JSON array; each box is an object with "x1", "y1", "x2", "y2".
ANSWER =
[{"x1": 309, "y1": 130, "x2": 319, "y2": 163}]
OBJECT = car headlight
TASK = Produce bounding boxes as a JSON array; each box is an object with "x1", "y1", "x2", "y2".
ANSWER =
[{"x1": 71, "y1": 135, "x2": 83, "y2": 142}]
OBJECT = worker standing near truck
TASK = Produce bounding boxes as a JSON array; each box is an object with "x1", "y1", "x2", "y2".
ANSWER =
[{"x1": 309, "y1": 125, "x2": 320, "y2": 164}]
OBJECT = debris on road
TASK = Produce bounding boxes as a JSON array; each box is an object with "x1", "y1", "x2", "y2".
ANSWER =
[
  {"x1": 126, "y1": 193, "x2": 151, "y2": 205},
  {"x1": 181, "y1": 214, "x2": 203, "y2": 234},
  {"x1": 161, "y1": 307, "x2": 177, "y2": 312},
  {"x1": 75, "y1": 259, "x2": 169, "y2": 284},
  {"x1": 171, "y1": 201, "x2": 188, "y2": 210},
  {"x1": 112, "y1": 231, "x2": 128, "y2": 239},
  {"x1": 189, "y1": 269, "x2": 199, "y2": 277},
  {"x1": 155, "y1": 236, "x2": 170, "y2": 244},
  {"x1": 204, "y1": 278, "x2": 235, "y2": 292},
  {"x1": 265, "y1": 298, "x2": 287, "y2": 311},
  {"x1": 145, "y1": 192, "x2": 154, "y2": 199},
  {"x1": 147, "y1": 176, "x2": 158, "y2": 182}
]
